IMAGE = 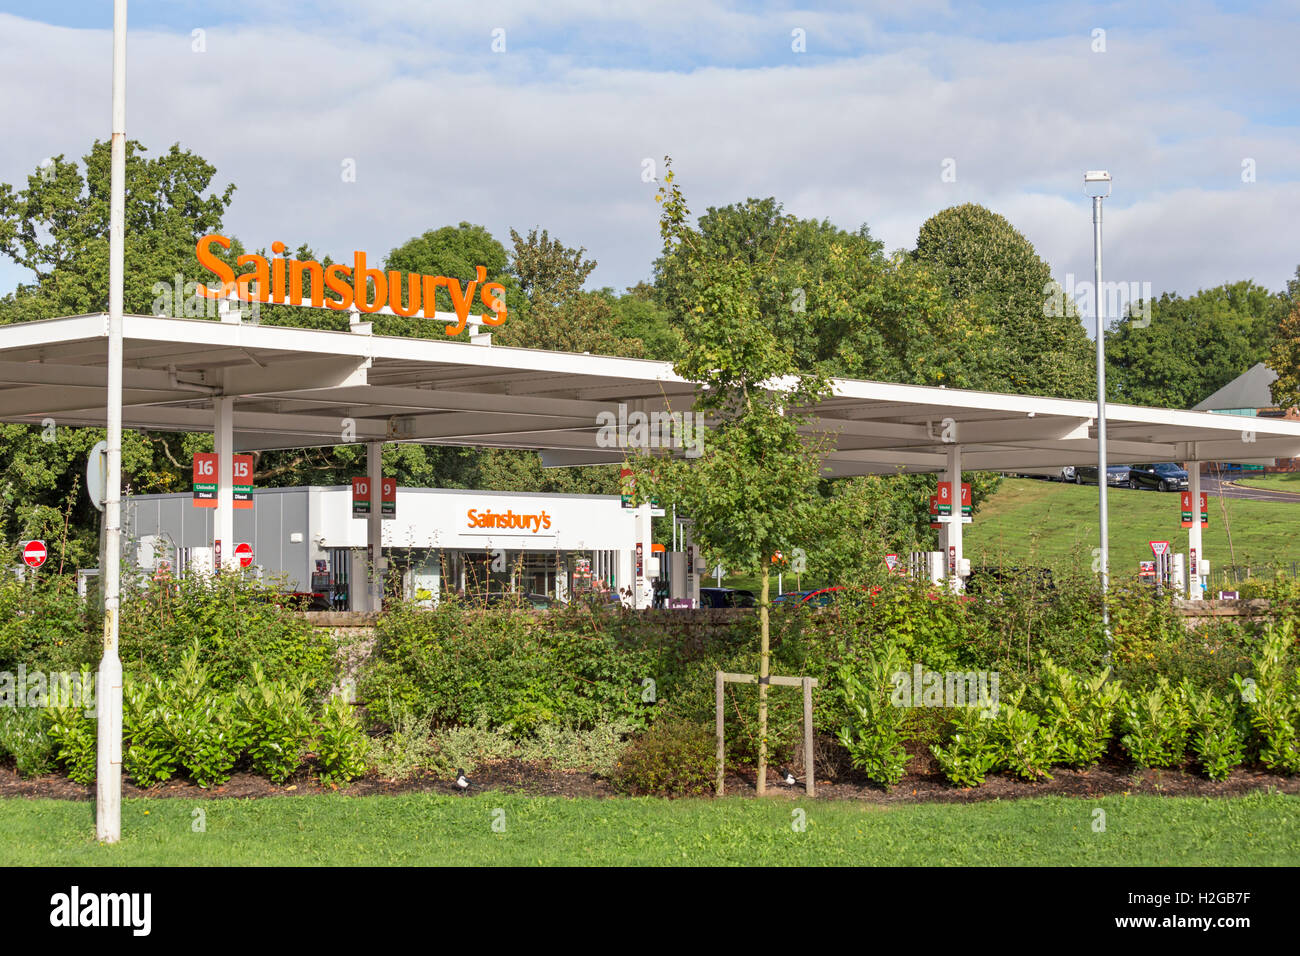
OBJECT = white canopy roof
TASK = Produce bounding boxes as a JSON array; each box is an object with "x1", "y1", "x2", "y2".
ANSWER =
[{"x1": 2, "y1": 313, "x2": 1298, "y2": 473}]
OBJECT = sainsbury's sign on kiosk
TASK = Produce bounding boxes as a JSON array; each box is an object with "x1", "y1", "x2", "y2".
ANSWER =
[{"x1": 195, "y1": 235, "x2": 508, "y2": 336}]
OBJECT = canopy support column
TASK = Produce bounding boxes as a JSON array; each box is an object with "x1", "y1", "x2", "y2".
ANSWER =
[
  {"x1": 946, "y1": 443, "x2": 964, "y2": 592},
  {"x1": 367, "y1": 441, "x2": 384, "y2": 611},
  {"x1": 214, "y1": 396, "x2": 234, "y2": 569},
  {"x1": 1188, "y1": 463, "x2": 1203, "y2": 598}
]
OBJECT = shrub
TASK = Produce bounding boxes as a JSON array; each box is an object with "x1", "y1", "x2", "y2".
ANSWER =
[
  {"x1": 833, "y1": 644, "x2": 910, "y2": 788},
  {"x1": 1120, "y1": 677, "x2": 1191, "y2": 769},
  {"x1": 359, "y1": 601, "x2": 656, "y2": 735},
  {"x1": 1233, "y1": 621, "x2": 1300, "y2": 774},
  {"x1": 118, "y1": 572, "x2": 335, "y2": 695},
  {"x1": 154, "y1": 645, "x2": 248, "y2": 788},
  {"x1": 123, "y1": 676, "x2": 177, "y2": 786},
  {"x1": 0, "y1": 706, "x2": 56, "y2": 776},
  {"x1": 314, "y1": 695, "x2": 368, "y2": 785},
  {"x1": 368, "y1": 708, "x2": 439, "y2": 781},
  {"x1": 992, "y1": 689, "x2": 1059, "y2": 781},
  {"x1": 612, "y1": 719, "x2": 714, "y2": 797},
  {"x1": 930, "y1": 706, "x2": 999, "y2": 787},
  {"x1": 237, "y1": 664, "x2": 312, "y2": 784},
  {"x1": 43, "y1": 674, "x2": 97, "y2": 785},
  {"x1": 1184, "y1": 683, "x2": 1246, "y2": 781},
  {"x1": 1028, "y1": 658, "x2": 1121, "y2": 767},
  {"x1": 516, "y1": 720, "x2": 637, "y2": 776}
]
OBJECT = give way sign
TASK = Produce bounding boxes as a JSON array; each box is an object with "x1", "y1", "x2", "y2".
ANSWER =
[
  {"x1": 1149, "y1": 541, "x2": 1171, "y2": 557},
  {"x1": 23, "y1": 540, "x2": 47, "y2": 568}
]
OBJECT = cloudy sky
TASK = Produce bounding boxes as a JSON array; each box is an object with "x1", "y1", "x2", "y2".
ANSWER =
[{"x1": 1, "y1": 0, "x2": 1297, "y2": 322}]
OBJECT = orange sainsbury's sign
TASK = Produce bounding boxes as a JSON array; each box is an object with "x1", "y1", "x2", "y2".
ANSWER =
[{"x1": 195, "y1": 234, "x2": 507, "y2": 336}]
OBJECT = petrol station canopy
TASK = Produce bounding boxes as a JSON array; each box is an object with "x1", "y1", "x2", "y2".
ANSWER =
[{"x1": 2, "y1": 312, "x2": 1300, "y2": 472}]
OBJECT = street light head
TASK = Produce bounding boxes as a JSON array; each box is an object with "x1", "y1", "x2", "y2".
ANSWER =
[{"x1": 1083, "y1": 170, "x2": 1111, "y2": 198}]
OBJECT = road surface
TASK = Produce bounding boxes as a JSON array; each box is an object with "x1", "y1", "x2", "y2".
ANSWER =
[{"x1": 1201, "y1": 474, "x2": 1300, "y2": 504}]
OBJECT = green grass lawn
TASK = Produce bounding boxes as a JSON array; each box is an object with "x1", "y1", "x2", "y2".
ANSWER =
[
  {"x1": 3, "y1": 791, "x2": 1297, "y2": 866},
  {"x1": 965, "y1": 478, "x2": 1300, "y2": 574},
  {"x1": 1236, "y1": 472, "x2": 1300, "y2": 495}
]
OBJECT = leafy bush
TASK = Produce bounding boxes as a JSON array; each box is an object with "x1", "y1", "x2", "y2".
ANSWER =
[
  {"x1": 833, "y1": 644, "x2": 910, "y2": 788},
  {"x1": 314, "y1": 695, "x2": 368, "y2": 785},
  {"x1": 612, "y1": 719, "x2": 714, "y2": 797},
  {"x1": 0, "y1": 706, "x2": 56, "y2": 776},
  {"x1": 516, "y1": 720, "x2": 637, "y2": 776},
  {"x1": 123, "y1": 676, "x2": 177, "y2": 786},
  {"x1": 237, "y1": 664, "x2": 312, "y2": 784},
  {"x1": 154, "y1": 645, "x2": 248, "y2": 788},
  {"x1": 118, "y1": 572, "x2": 336, "y2": 694},
  {"x1": 930, "y1": 706, "x2": 999, "y2": 787},
  {"x1": 360, "y1": 602, "x2": 657, "y2": 735},
  {"x1": 1120, "y1": 677, "x2": 1191, "y2": 769},
  {"x1": 1184, "y1": 682, "x2": 1246, "y2": 781},
  {"x1": 992, "y1": 689, "x2": 1059, "y2": 781},
  {"x1": 1028, "y1": 658, "x2": 1121, "y2": 767},
  {"x1": 43, "y1": 674, "x2": 97, "y2": 785},
  {"x1": 1233, "y1": 622, "x2": 1300, "y2": 774},
  {"x1": 368, "y1": 708, "x2": 439, "y2": 781}
]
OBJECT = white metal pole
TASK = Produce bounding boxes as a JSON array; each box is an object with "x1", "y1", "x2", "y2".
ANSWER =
[
  {"x1": 96, "y1": 0, "x2": 127, "y2": 845},
  {"x1": 1188, "y1": 463, "x2": 1203, "y2": 598},
  {"x1": 367, "y1": 441, "x2": 383, "y2": 610},
  {"x1": 214, "y1": 397, "x2": 234, "y2": 569},
  {"x1": 946, "y1": 443, "x2": 964, "y2": 592},
  {"x1": 1093, "y1": 194, "x2": 1110, "y2": 622}
]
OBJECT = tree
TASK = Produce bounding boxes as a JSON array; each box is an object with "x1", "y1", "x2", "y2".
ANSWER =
[
  {"x1": 0, "y1": 140, "x2": 235, "y2": 322},
  {"x1": 508, "y1": 227, "x2": 596, "y2": 307},
  {"x1": 649, "y1": 159, "x2": 831, "y2": 795},
  {"x1": 1107, "y1": 281, "x2": 1286, "y2": 408},
  {"x1": 914, "y1": 204, "x2": 1095, "y2": 399},
  {"x1": 381, "y1": 222, "x2": 525, "y2": 340},
  {"x1": 1269, "y1": 300, "x2": 1300, "y2": 410}
]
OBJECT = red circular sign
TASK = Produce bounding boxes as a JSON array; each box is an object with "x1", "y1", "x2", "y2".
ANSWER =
[
  {"x1": 23, "y1": 540, "x2": 47, "y2": 569},
  {"x1": 234, "y1": 542, "x2": 254, "y2": 568}
]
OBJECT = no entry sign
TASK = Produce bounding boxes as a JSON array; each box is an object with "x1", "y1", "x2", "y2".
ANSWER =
[
  {"x1": 22, "y1": 540, "x2": 47, "y2": 569},
  {"x1": 234, "y1": 542, "x2": 254, "y2": 568}
]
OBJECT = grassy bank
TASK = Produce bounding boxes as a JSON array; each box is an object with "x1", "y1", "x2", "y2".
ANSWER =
[
  {"x1": 4, "y1": 791, "x2": 1297, "y2": 866},
  {"x1": 965, "y1": 478, "x2": 1300, "y2": 572},
  {"x1": 1236, "y1": 472, "x2": 1300, "y2": 495}
]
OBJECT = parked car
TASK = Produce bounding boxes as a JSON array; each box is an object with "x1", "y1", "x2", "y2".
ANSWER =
[
  {"x1": 1128, "y1": 462, "x2": 1190, "y2": 492},
  {"x1": 699, "y1": 587, "x2": 756, "y2": 608},
  {"x1": 964, "y1": 567, "x2": 1055, "y2": 599},
  {"x1": 1075, "y1": 464, "x2": 1132, "y2": 486}
]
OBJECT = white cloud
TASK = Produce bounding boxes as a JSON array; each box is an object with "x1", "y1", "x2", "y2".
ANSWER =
[{"x1": 0, "y1": 7, "x2": 1295, "y2": 308}]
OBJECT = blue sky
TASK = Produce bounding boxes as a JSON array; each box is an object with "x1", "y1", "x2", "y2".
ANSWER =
[{"x1": 0, "y1": 0, "x2": 1296, "y2": 318}]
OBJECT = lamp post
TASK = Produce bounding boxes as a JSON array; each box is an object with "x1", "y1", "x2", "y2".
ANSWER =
[
  {"x1": 95, "y1": 0, "x2": 127, "y2": 844},
  {"x1": 1084, "y1": 170, "x2": 1111, "y2": 633}
]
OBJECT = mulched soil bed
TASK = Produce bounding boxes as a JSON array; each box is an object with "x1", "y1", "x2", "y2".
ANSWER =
[{"x1": 3, "y1": 757, "x2": 1297, "y2": 803}]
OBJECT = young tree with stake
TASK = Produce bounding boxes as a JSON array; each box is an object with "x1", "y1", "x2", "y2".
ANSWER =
[{"x1": 649, "y1": 158, "x2": 829, "y2": 794}]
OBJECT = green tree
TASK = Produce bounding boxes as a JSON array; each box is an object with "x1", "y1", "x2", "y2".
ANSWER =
[
  {"x1": 1269, "y1": 300, "x2": 1300, "y2": 410},
  {"x1": 508, "y1": 226, "x2": 596, "y2": 307},
  {"x1": 914, "y1": 203, "x2": 1094, "y2": 399},
  {"x1": 1107, "y1": 281, "x2": 1287, "y2": 408},
  {"x1": 0, "y1": 140, "x2": 235, "y2": 322},
  {"x1": 381, "y1": 222, "x2": 525, "y2": 340},
  {"x1": 648, "y1": 159, "x2": 831, "y2": 794}
]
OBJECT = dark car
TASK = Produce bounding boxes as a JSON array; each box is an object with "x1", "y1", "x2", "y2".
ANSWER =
[
  {"x1": 699, "y1": 587, "x2": 757, "y2": 608},
  {"x1": 964, "y1": 567, "x2": 1055, "y2": 599},
  {"x1": 1075, "y1": 464, "x2": 1132, "y2": 486},
  {"x1": 1128, "y1": 462, "x2": 1190, "y2": 492}
]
